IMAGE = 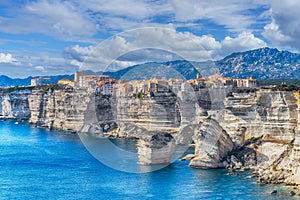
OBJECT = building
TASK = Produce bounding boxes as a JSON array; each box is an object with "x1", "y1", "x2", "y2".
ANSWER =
[
  {"x1": 246, "y1": 77, "x2": 258, "y2": 87},
  {"x1": 30, "y1": 77, "x2": 51, "y2": 86},
  {"x1": 196, "y1": 73, "x2": 202, "y2": 80},
  {"x1": 31, "y1": 78, "x2": 38, "y2": 86},
  {"x1": 58, "y1": 79, "x2": 75, "y2": 86},
  {"x1": 234, "y1": 77, "x2": 258, "y2": 88},
  {"x1": 221, "y1": 78, "x2": 233, "y2": 86},
  {"x1": 74, "y1": 71, "x2": 84, "y2": 84},
  {"x1": 168, "y1": 78, "x2": 183, "y2": 94},
  {"x1": 96, "y1": 79, "x2": 116, "y2": 95},
  {"x1": 150, "y1": 82, "x2": 157, "y2": 93},
  {"x1": 116, "y1": 81, "x2": 134, "y2": 96},
  {"x1": 74, "y1": 71, "x2": 110, "y2": 88},
  {"x1": 157, "y1": 79, "x2": 169, "y2": 93}
]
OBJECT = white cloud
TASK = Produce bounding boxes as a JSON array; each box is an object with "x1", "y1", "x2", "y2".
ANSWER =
[
  {"x1": 34, "y1": 66, "x2": 46, "y2": 73},
  {"x1": 64, "y1": 28, "x2": 221, "y2": 71},
  {"x1": 86, "y1": 0, "x2": 265, "y2": 33},
  {"x1": 64, "y1": 28, "x2": 266, "y2": 72},
  {"x1": 170, "y1": 0, "x2": 261, "y2": 32},
  {"x1": 78, "y1": 0, "x2": 170, "y2": 19},
  {"x1": 0, "y1": 0, "x2": 270, "y2": 42},
  {"x1": 262, "y1": 20, "x2": 292, "y2": 46},
  {"x1": 260, "y1": 1, "x2": 300, "y2": 50},
  {"x1": 0, "y1": 0, "x2": 98, "y2": 41},
  {"x1": 0, "y1": 50, "x2": 77, "y2": 77},
  {"x1": 0, "y1": 53, "x2": 20, "y2": 65},
  {"x1": 219, "y1": 32, "x2": 267, "y2": 57}
]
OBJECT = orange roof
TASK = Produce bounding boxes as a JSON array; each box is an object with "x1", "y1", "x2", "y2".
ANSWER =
[{"x1": 221, "y1": 78, "x2": 233, "y2": 81}]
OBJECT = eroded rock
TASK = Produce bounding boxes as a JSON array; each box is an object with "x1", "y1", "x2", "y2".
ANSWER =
[
  {"x1": 137, "y1": 132, "x2": 175, "y2": 165},
  {"x1": 189, "y1": 118, "x2": 234, "y2": 168}
]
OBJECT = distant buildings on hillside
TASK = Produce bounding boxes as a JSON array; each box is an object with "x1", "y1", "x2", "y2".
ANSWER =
[
  {"x1": 74, "y1": 72, "x2": 117, "y2": 95},
  {"x1": 202, "y1": 73, "x2": 258, "y2": 88},
  {"x1": 57, "y1": 79, "x2": 75, "y2": 86},
  {"x1": 233, "y1": 77, "x2": 258, "y2": 88},
  {"x1": 74, "y1": 71, "x2": 110, "y2": 88},
  {"x1": 31, "y1": 71, "x2": 258, "y2": 96},
  {"x1": 96, "y1": 79, "x2": 117, "y2": 95},
  {"x1": 30, "y1": 77, "x2": 51, "y2": 86}
]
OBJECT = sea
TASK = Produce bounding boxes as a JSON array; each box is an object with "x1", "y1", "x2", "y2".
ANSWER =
[{"x1": 0, "y1": 120, "x2": 297, "y2": 200}]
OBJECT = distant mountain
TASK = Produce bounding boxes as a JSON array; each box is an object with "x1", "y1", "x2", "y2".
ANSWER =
[
  {"x1": 103, "y1": 47, "x2": 300, "y2": 80},
  {"x1": 0, "y1": 75, "x2": 74, "y2": 87},
  {"x1": 216, "y1": 47, "x2": 300, "y2": 79},
  {"x1": 103, "y1": 60, "x2": 213, "y2": 80},
  {"x1": 0, "y1": 75, "x2": 31, "y2": 87},
  {"x1": 1, "y1": 47, "x2": 300, "y2": 87}
]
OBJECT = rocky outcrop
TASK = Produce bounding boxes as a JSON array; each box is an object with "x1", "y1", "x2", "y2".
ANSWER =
[
  {"x1": 3, "y1": 84, "x2": 300, "y2": 186},
  {"x1": 28, "y1": 86, "x2": 90, "y2": 131},
  {"x1": 189, "y1": 118, "x2": 234, "y2": 168},
  {"x1": 91, "y1": 87, "x2": 212, "y2": 138},
  {"x1": 220, "y1": 89, "x2": 298, "y2": 148},
  {"x1": 0, "y1": 90, "x2": 31, "y2": 119},
  {"x1": 137, "y1": 132, "x2": 175, "y2": 165},
  {"x1": 220, "y1": 89, "x2": 300, "y2": 185}
]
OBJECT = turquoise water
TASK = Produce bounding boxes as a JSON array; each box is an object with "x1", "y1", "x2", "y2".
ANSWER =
[{"x1": 0, "y1": 120, "x2": 297, "y2": 200}]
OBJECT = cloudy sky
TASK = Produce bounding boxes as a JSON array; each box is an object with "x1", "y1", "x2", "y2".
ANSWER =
[{"x1": 0, "y1": 0, "x2": 299, "y2": 77}]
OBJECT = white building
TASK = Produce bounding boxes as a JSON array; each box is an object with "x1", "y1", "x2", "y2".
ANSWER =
[
  {"x1": 30, "y1": 77, "x2": 51, "y2": 86},
  {"x1": 96, "y1": 80, "x2": 116, "y2": 95}
]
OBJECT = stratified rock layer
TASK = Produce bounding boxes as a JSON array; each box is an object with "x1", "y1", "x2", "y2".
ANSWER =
[
  {"x1": 137, "y1": 132, "x2": 175, "y2": 165},
  {"x1": 28, "y1": 87, "x2": 89, "y2": 131},
  {"x1": 2, "y1": 85, "x2": 300, "y2": 185},
  {"x1": 189, "y1": 118, "x2": 234, "y2": 168},
  {"x1": 0, "y1": 90, "x2": 31, "y2": 119},
  {"x1": 221, "y1": 89, "x2": 300, "y2": 185}
]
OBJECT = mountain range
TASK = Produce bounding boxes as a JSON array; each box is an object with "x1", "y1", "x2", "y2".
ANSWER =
[
  {"x1": 104, "y1": 47, "x2": 300, "y2": 80},
  {"x1": 1, "y1": 47, "x2": 300, "y2": 87},
  {"x1": 0, "y1": 75, "x2": 74, "y2": 87}
]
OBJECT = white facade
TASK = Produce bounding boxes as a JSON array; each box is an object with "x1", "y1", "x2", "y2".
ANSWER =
[
  {"x1": 96, "y1": 81, "x2": 116, "y2": 95},
  {"x1": 31, "y1": 78, "x2": 38, "y2": 86}
]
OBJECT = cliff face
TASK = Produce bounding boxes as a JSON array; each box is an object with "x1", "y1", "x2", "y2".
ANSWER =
[
  {"x1": 137, "y1": 132, "x2": 175, "y2": 165},
  {"x1": 28, "y1": 87, "x2": 89, "y2": 131},
  {"x1": 2, "y1": 85, "x2": 300, "y2": 185},
  {"x1": 220, "y1": 89, "x2": 300, "y2": 185},
  {"x1": 189, "y1": 118, "x2": 234, "y2": 168},
  {"x1": 0, "y1": 90, "x2": 31, "y2": 119},
  {"x1": 219, "y1": 90, "x2": 297, "y2": 146},
  {"x1": 93, "y1": 88, "x2": 210, "y2": 138}
]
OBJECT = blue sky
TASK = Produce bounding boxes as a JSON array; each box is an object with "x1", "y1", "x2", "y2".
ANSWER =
[{"x1": 0, "y1": 0, "x2": 299, "y2": 77}]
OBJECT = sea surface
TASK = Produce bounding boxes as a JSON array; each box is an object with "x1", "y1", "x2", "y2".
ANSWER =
[{"x1": 0, "y1": 120, "x2": 297, "y2": 200}]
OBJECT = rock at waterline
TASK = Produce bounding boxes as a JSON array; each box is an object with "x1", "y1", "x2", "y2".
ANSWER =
[
  {"x1": 181, "y1": 154, "x2": 195, "y2": 161},
  {"x1": 270, "y1": 190, "x2": 277, "y2": 195},
  {"x1": 290, "y1": 191, "x2": 296, "y2": 196},
  {"x1": 137, "y1": 132, "x2": 175, "y2": 165},
  {"x1": 189, "y1": 118, "x2": 234, "y2": 168}
]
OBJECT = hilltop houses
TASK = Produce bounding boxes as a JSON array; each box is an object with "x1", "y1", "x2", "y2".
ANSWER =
[
  {"x1": 52, "y1": 71, "x2": 258, "y2": 97},
  {"x1": 30, "y1": 77, "x2": 51, "y2": 86},
  {"x1": 96, "y1": 79, "x2": 117, "y2": 95},
  {"x1": 234, "y1": 77, "x2": 258, "y2": 88},
  {"x1": 74, "y1": 71, "x2": 109, "y2": 88},
  {"x1": 204, "y1": 74, "x2": 258, "y2": 88},
  {"x1": 115, "y1": 78, "x2": 183, "y2": 97},
  {"x1": 57, "y1": 79, "x2": 75, "y2": 87}
]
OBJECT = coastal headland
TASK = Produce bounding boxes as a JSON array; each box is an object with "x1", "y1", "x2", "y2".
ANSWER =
[{"x1": 1, "y1": 72, "x2": 300, "y2": 191}]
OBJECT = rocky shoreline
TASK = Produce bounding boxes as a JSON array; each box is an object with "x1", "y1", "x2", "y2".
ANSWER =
[{"x1": 1, "y1": 85, "x2": 300, "y2": 196}]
